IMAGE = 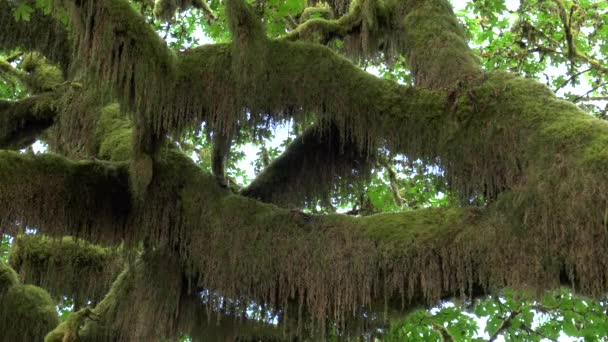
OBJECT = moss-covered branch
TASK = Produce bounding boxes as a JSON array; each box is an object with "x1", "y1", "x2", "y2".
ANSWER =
[
  {"x1": 401, "y1": 0, "x2": 481, "y2": 88},
  {"x1": 0, "y1": 151, "x2": 131, "y2": 242},
  {"x1": 241, "y1": 123, "x2": 374, "y2": 206},
  {"x1": 46, "y1": 250, "x2": 290, "y2": 341},
  {"x1": 9, "y1": 234, "x2": 124, "y2": 307},
  {"x1": 153, "y1": 0, "x2": 216, "y2": 22},
  {"x1": 0, "y1": 0, "x2": 71, "y2": 73},
  {"x1": 0, "y1": 93, "x2": 59, "y2": 149}
]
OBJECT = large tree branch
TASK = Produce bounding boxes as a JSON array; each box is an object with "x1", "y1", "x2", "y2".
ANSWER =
[
  {"x1": 4, "y1": 79, "x2": 608, "y2": 334},
  {"x1": 241, "y1": 123, "x2": 374, "y2": 206},
  {"x1": 0, "y1": 151, "x2": 131, "y2": 242}
]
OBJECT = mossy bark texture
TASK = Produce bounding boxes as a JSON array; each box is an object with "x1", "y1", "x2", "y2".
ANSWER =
[{"x1": 1, "y1": 0, "x2": 608, "y2": 340}]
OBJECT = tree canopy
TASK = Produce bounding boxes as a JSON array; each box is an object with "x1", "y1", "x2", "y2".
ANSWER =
[{"x1": 0, "y1": 0, "x2": 608, "y2": 340}]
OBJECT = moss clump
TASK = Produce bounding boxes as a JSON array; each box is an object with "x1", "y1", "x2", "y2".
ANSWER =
[
  {"x1": 0, "y1": 284, "x2": 60, "y2": 342},
  {"x1": 0, "y1": 261, "x2": 18, "y2": 294},
  {"x1": 20, "y1": 53, "x2": 64, "y2": 93},
  {"x1": 94, "y1": 104, "x2": 133, "y2": 162}
]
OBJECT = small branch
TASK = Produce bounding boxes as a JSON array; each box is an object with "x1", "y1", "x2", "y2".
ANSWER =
[
  {"x1": 572, "y1": 81, "x2": 608, "y2": 103},
  {"x1": 193, "y1": 0, "x2": 217, "y2": 22},
  {"x1": 488, "y1": 310, "x2": 520, "y2": 342},
  {"x1": 554, "y1": 67, "x2": 591, "y2": 93},
  {"x1": 432, "y1": 322, "x2": 454, "y2": 342},
  {"x1": 5, "y1": 51, "x2": 24, "y2": 63},
  {"x1": 379, "y1": 158, "x2": 404, "y2": 208}
]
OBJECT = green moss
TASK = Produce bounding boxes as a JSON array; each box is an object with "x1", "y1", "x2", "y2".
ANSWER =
[
  {"x1": 402, "y1": 0, "x2": 481, "y2": 88},
  {"x1": 0, "y1": 1, "x2": 71, "y2": 71},
  {"x1": 0, "y1": 261, "x2": 18, "y2": 294},
  {"x1": 0, "y1": 284, "x2": 60, "y2": 342},
  {"x1": 301, "y1": 6, "x2": 334, "y2": 22},
  {"x1": 45, "y1": 308, "x2": 96, "y2": 342},
  {"x1": 0, "y1": 151, "x2": 131, "y2": 243},
  {"x1": 94, "y1": 104, "x2": 132, "y2": 162},
  {"x1": 357, "y1": 208, "x2": 467, "y2": 248},
  {"x1": 9, "y1": 235, "x2": 123, "y2": 307},
  {"x1": 20, "y1": 53, "x2": 64, "y2": 93}
]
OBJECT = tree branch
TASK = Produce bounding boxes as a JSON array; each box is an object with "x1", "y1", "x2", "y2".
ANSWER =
[
  {"x1": 0, "y1": 1, "x2": 71, "y2": 73},
  {"x1": 8, "y1": 234, "x2": 124, "y2": 307},
  {"x1": 240, "y1": 123, "x2": 373, "y2": 206},
  {"x1": 0, "y1": 151, "x2": 132, "y2": 242},
  {"x1": 0, "y1": 93, "x2": 59, "y2": 149}
]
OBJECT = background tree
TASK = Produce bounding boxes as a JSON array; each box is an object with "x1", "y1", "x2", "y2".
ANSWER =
[{"x1": 0, "y1": 0, "x2": 608, "y2": 340}]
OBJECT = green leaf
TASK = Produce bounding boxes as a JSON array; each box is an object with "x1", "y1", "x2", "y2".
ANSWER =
[{"x1": 13, "y1": 3, "x2": 34, "y2": 21}]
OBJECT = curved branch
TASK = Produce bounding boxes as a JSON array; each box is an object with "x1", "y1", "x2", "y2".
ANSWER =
[
  {"x1": 241, "y1": 123, "x2": 374, "y2": 206},
  {"x1": 8, "y1": 234, "x2": 124, "y2": 307},
  {"x1": 0, "y1": 93, "x2": 59, "y2": 149}
]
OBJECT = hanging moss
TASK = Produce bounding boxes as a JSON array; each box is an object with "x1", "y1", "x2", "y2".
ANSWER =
[
  {"x1": 2, "y1": 0, "x2": 608, "y2": 339},
  {"x1": 0, "y1": 284, "x2": 60, "y2": 342},
  {"x1": 0, "y1": 1, "x2": 71, "y2": 72},
  {"x1": 9, "y1": 234, "x2": 124, "y2": 307},
  {"x1": 153, "y1": 0, "x2": 215, "y2": 22},
  {"x1": 0, "y1": 151, "x2": 132, "y2": 244},
  {"x1": 309, "y1": 0, "x2": 352, "y2": 17},
  {"x1": 241, "y1": 123, "x2": 374, "y2": 207}
]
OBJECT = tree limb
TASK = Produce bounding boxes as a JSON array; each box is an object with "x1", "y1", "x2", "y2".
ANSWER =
[
  {"x1": 0, "y1": 93, "x2": 59, "y2": 149},
  {"x1": 241, "y1": 123, "x2": 373, "y2": 206},
  {"x1": 0, "y1": 151, "x2": 132, "y2": 243},
  {"x1": 8, "y1": 234, "x2": 124, "y2": 307},
  {"x1": 0, "y1": 1, "x2": 71, "y2": 73}
]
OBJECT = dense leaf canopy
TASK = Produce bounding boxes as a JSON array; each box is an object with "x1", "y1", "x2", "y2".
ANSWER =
[{"x1": 1, "y1": 0, "x2": 608, "y2": 340}]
